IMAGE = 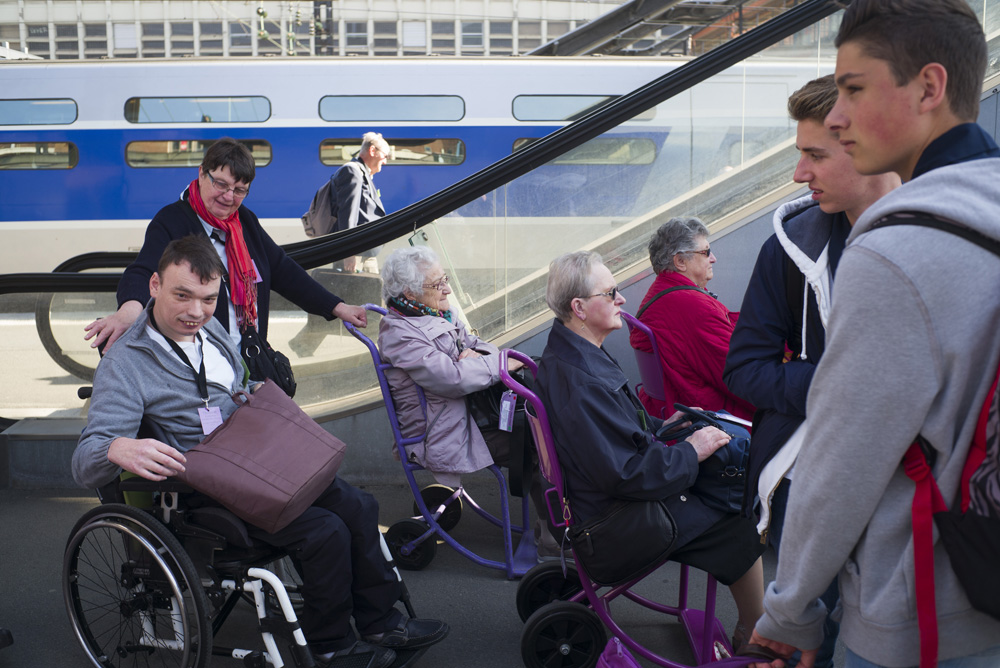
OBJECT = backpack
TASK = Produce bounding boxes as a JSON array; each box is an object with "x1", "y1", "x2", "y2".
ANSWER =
[
  {"x1": 301, "y1": 178, "x2": 338, "y2": 238},
  {"x1": 871, "y1": 214, "x2": 1000, "y2": 668}
]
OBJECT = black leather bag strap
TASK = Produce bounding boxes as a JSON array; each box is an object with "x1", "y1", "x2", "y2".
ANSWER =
[
  {"x1": 635, "y1": 285, "x2": 712, "y2": 319},
  {"x1": 869, "y1": 213, "x2": 1000, "y2": 257}
]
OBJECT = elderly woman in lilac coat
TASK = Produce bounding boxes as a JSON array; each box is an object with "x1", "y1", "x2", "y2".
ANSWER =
[{"x1": 378, "y1": 247, "x2": 558, "y2": 556}]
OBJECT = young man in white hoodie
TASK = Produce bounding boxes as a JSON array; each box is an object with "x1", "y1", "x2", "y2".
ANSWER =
[
  {"x1": 723, "y1": 74, "x2": 898, "y2": 663},
  {"x1": 747, "y1": 1, "x2": 1000, "y2": 666}
]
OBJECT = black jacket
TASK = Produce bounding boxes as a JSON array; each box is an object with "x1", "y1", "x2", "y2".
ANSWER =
[
  {"x1": 118, "y1": 194, "x2": 343, "y2": 341},
  {"x1": 536, "y1": 319, "x2": 724, "y2": 549}
]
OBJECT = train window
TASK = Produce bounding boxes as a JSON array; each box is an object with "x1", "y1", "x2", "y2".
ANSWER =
[
  {"x1": 319, "y1": 96, "x2": 464, "y2": 122},
  {"x1": 126, "y1": 139, "x2": 272, "y2": 168},
  {"x1": 124, "y1": 96, "x2": 271, "y2": 123},
  {"x1": 0, "y1": 99, "x2": 78, "y2": 125},
  {"x1": 512, "y1": 95, "x2": 655, "y2": 122},
  {"x1": 513, "y1": 137, "x2": 656, "y2": 165},
  {"x1": 320, "y1": 138, "x2": 465, "y2": 166},
  {"x1": 0, "y1": 142, "x2": 78, "y2": 169}
]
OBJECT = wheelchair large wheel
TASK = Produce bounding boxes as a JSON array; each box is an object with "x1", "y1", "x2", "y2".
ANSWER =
[
  {"x1": 64, "y1": 504, "x2": 211, "y2": 668},
  {"x1": 521, "y1": 601, "x2": 605, "y2": 668},
  {"x1": 516, "y1": 561, "x2": 583, "y2": 622},
  {"x1": 413, "y1": 484, "x2": 462, "y2": 532},
  {"x1": 385, "y1": 519, "x2": 436, "y2": 570}
]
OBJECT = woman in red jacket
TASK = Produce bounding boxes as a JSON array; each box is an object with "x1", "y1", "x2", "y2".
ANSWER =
[{"x1": 629, "y1": 217, "x2": 755, "y2": 421}]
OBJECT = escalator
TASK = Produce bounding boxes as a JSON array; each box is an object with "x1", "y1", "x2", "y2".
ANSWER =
[{"x1": 5, "y1": 0, "x2": 1000, "y2": 485}]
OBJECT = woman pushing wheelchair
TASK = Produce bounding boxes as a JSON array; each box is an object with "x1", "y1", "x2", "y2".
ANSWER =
[{"x1": 534, "y1": 250, "x2": 765, "y2": 652}]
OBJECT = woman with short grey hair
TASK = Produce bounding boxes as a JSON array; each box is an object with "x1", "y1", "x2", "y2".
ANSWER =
[
  {"x1": 629, "y1": 216, "x2": 754, "y2": 422},
  {"x1": 648, "y1": 217, "x2": 710, "y2": 274},
  {"x1": 378, "y1": 246, "x2": 559, "y2": 556}
]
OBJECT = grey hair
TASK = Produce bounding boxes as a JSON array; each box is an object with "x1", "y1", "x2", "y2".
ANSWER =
[
  {"x1": 381, "y1": 246, "x2": 439, "y2": 303},
  {"x1": 546, "y1": 251, "x2": 604, "y2": 322},
  {"x1": 648, "y1": 217, "x2": 710, "y2": 274},
  {"x1": 360, "y1": 131, "x2": 392, "y2": 159}
]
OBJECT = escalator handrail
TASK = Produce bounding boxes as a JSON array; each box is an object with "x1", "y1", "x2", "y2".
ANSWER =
[{"x1": 0, "y1": 0, "x2": 840, "y2": 295}]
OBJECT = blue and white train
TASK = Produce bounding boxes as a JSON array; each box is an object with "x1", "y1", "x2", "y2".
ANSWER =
[{"x1": 0, "y1": 57, "x2": 823, "y2": 273}]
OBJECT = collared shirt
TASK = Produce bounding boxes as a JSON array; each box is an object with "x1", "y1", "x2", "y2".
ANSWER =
[{"x1": 911, "y1": 122, "x2": 1000, "y2": 180}]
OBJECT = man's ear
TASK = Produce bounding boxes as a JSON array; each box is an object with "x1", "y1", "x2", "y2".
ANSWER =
[
  {"x1": 149, "y1": 271, "x2": 161, "y2": 299},
  {"x1": 917, "y1": 62, "x2": 949, "y2": 114}
]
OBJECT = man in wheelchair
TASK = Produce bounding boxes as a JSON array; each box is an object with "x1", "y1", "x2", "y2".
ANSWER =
[{"x1": 72, "y1": 235, "x2": 448, "y2": 668}]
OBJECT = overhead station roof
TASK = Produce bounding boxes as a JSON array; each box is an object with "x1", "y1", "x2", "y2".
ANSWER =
[{"x1": 528, "y1": 0, "x2": 797, "y2": 57}]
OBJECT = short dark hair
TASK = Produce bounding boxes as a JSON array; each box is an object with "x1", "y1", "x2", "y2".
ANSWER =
[
  {"x1": 836, "y1": 0, "x2": 985, "y2": 121},
  {"x1": 158, "y1": 235, "x2": 225, "y2": 283},
  {"x1": 788, "y1": 74, "x2": 838, "y2": 123},
  {"x1": 201, "y1": 137, "x2": 256, "y2": 184}
]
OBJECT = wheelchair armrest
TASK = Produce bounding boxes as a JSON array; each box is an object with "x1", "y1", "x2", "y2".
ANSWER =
[{"x1": 118, "y1": 478, "x2": 194, "y2": 494}]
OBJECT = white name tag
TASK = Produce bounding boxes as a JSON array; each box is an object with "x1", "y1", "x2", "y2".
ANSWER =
[
  {"x1": 498, "y1": 391, "x2": 517, "y2": 432},
  {"x1": 199, "y1": 406, "x2": 223, "y2": 435}
]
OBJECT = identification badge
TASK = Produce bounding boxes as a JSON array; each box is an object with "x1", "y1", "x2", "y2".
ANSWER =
[
  {"x1": 199, "y1": 406, "x2": 223, "y2": 435},
  {"x1": 251, "y1": 260, "x2": 263, "y2": 284},
  {"x1": 498, "y1": 391, "x2": 517, "y2": 432}
]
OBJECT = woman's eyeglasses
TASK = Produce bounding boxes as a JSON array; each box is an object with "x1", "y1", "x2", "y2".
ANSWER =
[
  {"x1": 422, "y1": 275, "x2": 450, "y2": 291},
  {"x1": 206, "y1": 172, "x2": 250, "y2": 198},
  {"x1": 684, "y1": 248, "x2": 712, "y2": 258},
  {"x1": 586, "y1": 286, "x2": 620, "y2": 300}
]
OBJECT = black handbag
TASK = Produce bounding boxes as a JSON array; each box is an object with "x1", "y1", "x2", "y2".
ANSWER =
[
  {"x1": 466, "y1": 378, "x2": 533, "y2": 497},
  {"x1": 657, "y1": 404, "x2": 750, "y2": 515},
  {"x1": 240, "y1": 326, "x2": 297, "y2": 398},
  {"x1": 568, "y1": 498, "x2": 677, "y2": 586}
]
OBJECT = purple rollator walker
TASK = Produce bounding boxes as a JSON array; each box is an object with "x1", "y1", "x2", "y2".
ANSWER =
[
  {"x1": 346, "y1": 305, "x2": 538, "y2": 579},
  {"x1": 499, "y1": 349, "x2": 754, "y2": 668}
]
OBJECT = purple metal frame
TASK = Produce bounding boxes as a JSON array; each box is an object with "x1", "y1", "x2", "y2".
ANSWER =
[
  {"x1": 621, "y1": 311, "x2": 670, "y2": 418},
  {"x1": 345, "y1": 305, "x2": 537, "y2": 579},
  {"x1": 499, "y1": 348, "x2": 754, "y2": 667}
]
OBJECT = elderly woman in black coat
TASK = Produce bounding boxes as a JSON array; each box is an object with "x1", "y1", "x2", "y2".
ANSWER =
[{"x1": 535, "y1": 250, "x2": 764, "y2": 651}]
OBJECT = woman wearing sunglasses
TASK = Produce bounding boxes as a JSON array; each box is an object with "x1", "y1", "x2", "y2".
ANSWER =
[{"x1": 629, "y1": 217, "x2": 754, "y2": 421}]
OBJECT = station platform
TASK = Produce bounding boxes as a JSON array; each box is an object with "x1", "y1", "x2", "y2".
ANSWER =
[{"x1": 0, "y1": 472, "x2": 821, "y2": 668}]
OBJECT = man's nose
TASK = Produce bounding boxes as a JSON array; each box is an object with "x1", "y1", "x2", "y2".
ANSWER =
[{"x1": 793, "y1": 158, "x2": 812, "y2": 184}]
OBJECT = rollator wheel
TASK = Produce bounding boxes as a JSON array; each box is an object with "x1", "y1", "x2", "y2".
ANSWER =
[
  {"x1": 64, "y1": 504, "x2": 211, "y2": 668},
  {"x1": 521, "y1": 601, "x2": 606, "y2": 668},
  {"x1": 516, "y1": 561, "x2": 583, "y2": 622},
  {"x1": 385, "y1": 519, "x2": 437, "y2": 570},
  {"x1": 413, "y1": 484, "x2": 462, "y2": 532}
]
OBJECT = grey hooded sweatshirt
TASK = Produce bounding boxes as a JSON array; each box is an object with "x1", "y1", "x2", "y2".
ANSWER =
[{"x1": 755, "y1": 157, "x2": 1000, "y2": 664}]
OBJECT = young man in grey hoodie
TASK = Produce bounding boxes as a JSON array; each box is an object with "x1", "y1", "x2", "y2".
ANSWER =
[{"x1": 747, "y1": 1, "x2": 1000, "y2": 666}]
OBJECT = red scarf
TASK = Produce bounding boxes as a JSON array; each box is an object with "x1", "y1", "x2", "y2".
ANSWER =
[{"x1": 187, "y1": 178, "x2": 258, "y2": 329}]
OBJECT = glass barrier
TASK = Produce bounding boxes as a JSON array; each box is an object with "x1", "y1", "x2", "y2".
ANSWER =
[{"x1": 10, "y1": 1, "x2": 1000, "y2": 419}]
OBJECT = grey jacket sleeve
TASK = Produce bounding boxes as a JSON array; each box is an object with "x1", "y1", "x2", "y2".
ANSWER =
[{"x1": 73, "y1": 356, "x2": 145, "y2": 489}]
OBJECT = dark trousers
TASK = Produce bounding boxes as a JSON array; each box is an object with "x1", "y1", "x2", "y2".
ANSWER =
[
  {"x1": 770, "y1": 478, "x2": 840, "y2": 668},
  {"x1": 247, "y1": 477, "x2": 403, "y2": 653}
]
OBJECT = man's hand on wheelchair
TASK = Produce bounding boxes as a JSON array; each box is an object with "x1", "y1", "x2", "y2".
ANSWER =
[{"x1": 109, "y1": 437, "x2": 187, "y2": 481}]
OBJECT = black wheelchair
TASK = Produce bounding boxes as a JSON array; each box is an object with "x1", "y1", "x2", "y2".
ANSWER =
[{"x1": 62, "y1": 417, "x2": 416, "y2": 668}]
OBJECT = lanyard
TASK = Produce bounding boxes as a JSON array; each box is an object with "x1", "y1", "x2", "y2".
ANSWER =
[{"x1": 148, "y1": 310, "x2": 210, "y2": 405}]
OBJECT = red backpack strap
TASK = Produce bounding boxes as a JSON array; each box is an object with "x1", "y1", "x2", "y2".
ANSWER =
[{"x1": 903, "y1": 440, "x2": 948, "y2": 668}]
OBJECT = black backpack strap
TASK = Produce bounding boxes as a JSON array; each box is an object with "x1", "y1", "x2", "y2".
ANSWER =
[
  {"x1": 869, "y1": 213, "x2": 1000, "y2": 257},
  {"x1": 636, "y1": 285, "x2": 712, "y2": 319}
]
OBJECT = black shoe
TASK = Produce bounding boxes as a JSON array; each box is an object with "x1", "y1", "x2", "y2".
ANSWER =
[
  {"x1": 312, "y1": 641, "x2": 396, "y2": 668},
  {"x1": 362, "y1": 618, "x2": 450, "y2": 650}
]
